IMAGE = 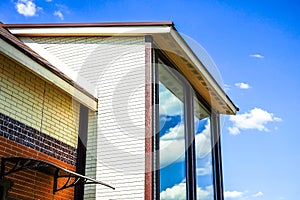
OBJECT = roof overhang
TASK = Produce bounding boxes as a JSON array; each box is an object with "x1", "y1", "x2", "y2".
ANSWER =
[
  {"x1": 152, "y1": 30, "x2": 239, "y2": 115},
  {"x1": 5, "y1": 22, "x2": 173, "y2": 36},
  {"x1": 4, "y1": 22, "x2": 238, "y2": 115},
  {"x1": 0, "y1": 37, "x2": 98, "y2": 111}
]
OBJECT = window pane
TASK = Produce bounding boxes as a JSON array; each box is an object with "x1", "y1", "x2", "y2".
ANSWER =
[
  {"x1": 194, "y1": 97, "x2": 214, "y2": 200},
  {"x1": 159, "y1": 62, "x2": 186, "y2": 200}
]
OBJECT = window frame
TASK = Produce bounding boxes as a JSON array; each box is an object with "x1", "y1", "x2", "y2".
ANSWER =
[{"x1": 153, "y1": 49, "x2": 224, "y2": 200}]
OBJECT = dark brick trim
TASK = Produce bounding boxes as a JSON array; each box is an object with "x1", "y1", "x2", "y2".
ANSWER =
[
  {"x1": 0, "y1": 113, "x2": 77, "y2": 165},
  {"x1": 144, "y1": 35, "x2": 153, "y2": 200}
]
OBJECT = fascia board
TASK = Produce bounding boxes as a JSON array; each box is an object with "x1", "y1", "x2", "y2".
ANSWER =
[
  {"x1": 8, "y1": 26, "x2": 172, "y2": 36},
  {"x1": 169, "y1": 28, "x2": 238, "y2": 114}
]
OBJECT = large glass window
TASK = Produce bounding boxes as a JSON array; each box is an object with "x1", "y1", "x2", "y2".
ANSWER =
[
  {"x1": 156, "y1": 54, "x2": 221, "y2": 200},
  {"x1": 158, "y1": 61, "x2": 187, "y2": 200},
  {"x1": 194, "y1": 97, "x2": 214, "y2": 200}
]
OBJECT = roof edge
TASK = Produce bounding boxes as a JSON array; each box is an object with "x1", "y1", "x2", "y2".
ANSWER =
[
  {"x1": 0, "y1": 33, "x2": 98, "y2": 111},
  {"x1": 3, "y1": 21, "x2": 174, "y2": 28},
  {"x1": 169, "y1": 27, "x2": 239, "y2": 114}
]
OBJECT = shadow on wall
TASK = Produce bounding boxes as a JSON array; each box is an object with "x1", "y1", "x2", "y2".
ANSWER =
[{"x1": 0, "y1": 178, "x2": 13, "y2": 200}]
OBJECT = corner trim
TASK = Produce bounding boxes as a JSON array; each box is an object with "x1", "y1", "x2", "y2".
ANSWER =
[{"x1": 144, "y1": 35, "x2": 153, "y2": 200}]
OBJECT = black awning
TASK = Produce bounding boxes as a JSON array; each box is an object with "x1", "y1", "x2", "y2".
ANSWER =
[{"x1": 0, "y1": 157, "x2": 115, "y2": 194}]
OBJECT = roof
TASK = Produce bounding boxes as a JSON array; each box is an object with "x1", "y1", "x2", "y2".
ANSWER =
[
  {"x1": 0, "y1": 23, "x2": 70, "y2": 84},
  {"x1": 0, "y1": 22, "x2": 98, "y2": 111},
  {"x1": 0, "y1": 21, "x2": 238, "y2": 115}
]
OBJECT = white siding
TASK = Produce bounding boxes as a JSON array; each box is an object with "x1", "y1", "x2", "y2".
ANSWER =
[
  {"x1": 25, "y1": 36, "x2": 146, "y2": 199},
  {"x1": 85, "y1": 110, "x2": 98, "y2": 199}
]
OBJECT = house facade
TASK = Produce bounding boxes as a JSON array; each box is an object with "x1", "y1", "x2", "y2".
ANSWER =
[{"x1": 0, "y1": 22, "x2": 238, "y2": 200}]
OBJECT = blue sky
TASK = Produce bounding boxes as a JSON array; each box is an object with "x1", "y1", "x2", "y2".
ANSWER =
[{"x1": 1, "y1": 0, "x2": 299, "y2": 199}]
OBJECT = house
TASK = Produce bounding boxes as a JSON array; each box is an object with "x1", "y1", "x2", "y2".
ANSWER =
[{"x1": 0, "y1": 22, "x2": 238, "y2": 200}]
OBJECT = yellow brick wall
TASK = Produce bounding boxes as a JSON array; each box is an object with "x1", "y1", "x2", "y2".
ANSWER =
[{"x1": 0, "y1": 53, "x2": 79, "y2": 147}]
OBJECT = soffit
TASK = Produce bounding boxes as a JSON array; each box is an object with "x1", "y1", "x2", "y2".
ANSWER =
[
  {"x1": 153, "y1": 32, "x2": 238, "y2": 115},
  {"x1": 4, "y1": 22, "x2": 238, "y2": 114}
]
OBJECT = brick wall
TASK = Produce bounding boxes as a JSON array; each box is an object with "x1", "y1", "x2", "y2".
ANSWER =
[
  {"x1": 0, "y1": 53, "x2": 81, "y2": 199},
  {"x1": 0, "y1": 53, "x2": 80, "y2": 148},
  {"x1": 0, "y1": 113, "x2": 76, "y2": 165},
  {"x1": 0, "y1": 136, "x2": 75, "y2": 200}
]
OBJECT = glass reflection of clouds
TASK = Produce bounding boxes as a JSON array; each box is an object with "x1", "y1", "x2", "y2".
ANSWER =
[
  {"x1": 158, "y1": 60, "x2": 215, "y2": 200},
  {"x1": 194, "y1": 98, "x2": 214, "y2": 200},
  {"x1": 159, "y1": 66, "x2": 186, "y2": 199},
  {"x1": 195, "y1": 119, "x2": 214, "y2": 200}
]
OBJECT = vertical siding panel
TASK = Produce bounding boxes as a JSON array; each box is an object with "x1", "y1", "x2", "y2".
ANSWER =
[
  {"x1": 27, "y1": 36, "x2": 146, "y2": 199},
  {"x1": 96, "y1": 42, "x2": 145, "y2": 199}
]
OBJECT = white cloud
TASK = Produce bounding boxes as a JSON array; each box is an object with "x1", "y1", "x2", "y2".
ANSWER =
[
  {"x1": 235, "y1": 82, "x2": 251, "y2": 89},
  {"x1": 54, "y1": 3, "x2": 70, "y2": 18},
  {"x1": 197, "y1": 185, "x2": 214, "y2": 200},
  {"x1": 224, "y1": 190, "x2": 264, "y2": 200},
  {"x1": 160, "y1": 123, "x2": 185, "y2": 168},
  {"x1": 160, "y1": 182, "x2": 186, "y2": 200},
  {"x1": 160, "y1": 120, "x2": 212, "y2": 168},
  {"x1": 249, "y1": 54, "x2": 264, "y2": 59},
  {"x1": 224, "y1": 84, "x2": 231, "y2": 92},
  {"x1": 158, "y1": 82, "x2": 186, "y2": 168},
  {"x1": 161, "y1": 182, "x2": 213, "y2": 200},
  {"x1": 224, "y1": 190, "x2": 245, "y2": 199},
  {"x1": 228, "y1": 107, "x2": 282, "y2": 135},
  {"x1": 54, "y1": 10, "x2": 64, "y2": 20},
  {"x1": 15, "y1": 0, "x2": 40, "y2": 17},
  {"x1": 196, "y1": 161, "x2": 212, "y2": 176},
  {"x1": 159, "y1": 83, "x2": 184, "y2": 115},
  {"x1": 160, "y1": 123, "x2": 185, "y2": 141},
  {"x1": 252, "y1": 191, "x2": 264, "y2": 197},
  {"x1": 195, "y1": 121, "x2": 212, "y2": 158},
  {"x1": 274, "y1": 117, "x2": 283, "y2": 122}
]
